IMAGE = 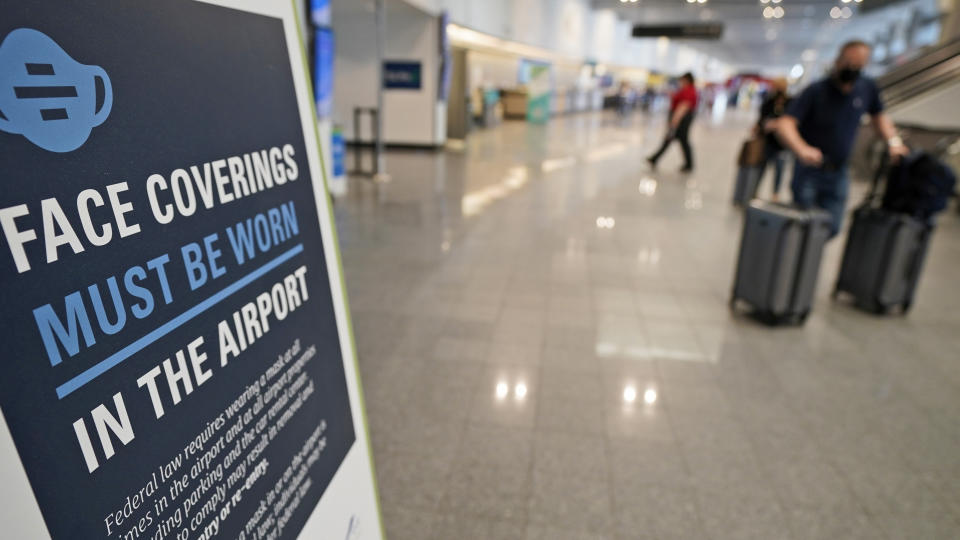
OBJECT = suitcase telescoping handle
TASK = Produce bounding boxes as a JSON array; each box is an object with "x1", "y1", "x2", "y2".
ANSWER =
[{"x1": 863, "y1": 150, "x2": 890, "y2": 208}]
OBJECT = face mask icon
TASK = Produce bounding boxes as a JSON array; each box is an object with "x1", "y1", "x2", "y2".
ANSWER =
[{"x1": 0, "y1": 28, "x2": 112, "y2": 152}]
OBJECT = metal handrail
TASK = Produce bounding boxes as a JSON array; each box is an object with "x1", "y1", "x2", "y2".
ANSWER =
[
  {"x1": 877, "y1": 37, "x2": 960, "y2": 91},
  {"x1": 881, "y1": 47, "x2": 960, "y2": 109}
]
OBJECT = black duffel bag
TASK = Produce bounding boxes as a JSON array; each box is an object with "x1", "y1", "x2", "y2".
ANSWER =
[{"x1": 882, "y1": 151, "x2": 956, "y2": 222}]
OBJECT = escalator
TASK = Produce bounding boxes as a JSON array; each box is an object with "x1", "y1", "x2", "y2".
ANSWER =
[
  {"x1": 878, "y1": 37, "x2": 960, "y2": 112},
  {"x1": 851, "y1": 38, "x2": 960, "y2": 182}
]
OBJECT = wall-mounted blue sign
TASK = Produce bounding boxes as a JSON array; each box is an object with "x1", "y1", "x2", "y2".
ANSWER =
[
  {"x1": 314, "y1": 27, "x2": 334, "y2": 119},
  {"x1": 310, "y1": 0, "x2": 331, "y2": 27},
  {"x1": 383, "y1": 60, "x2": 421, "y2": 90}
]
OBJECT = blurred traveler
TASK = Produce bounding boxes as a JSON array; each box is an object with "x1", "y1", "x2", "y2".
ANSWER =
[
  {"x1": 617, "y1": 81, "x2": 633, "y2": 116},
  {"x1": 648, "y1": 72, "x2": 697, "y2": 172},
  {"x1": 777, "y1": 40, "x2": 908, "y2": 236},
  {"x1": 640, "y1": 86, "x2": 655, "y2": 112},
  {"x1": 756, "y1": 78, "x2": 792, "y2": 201}
]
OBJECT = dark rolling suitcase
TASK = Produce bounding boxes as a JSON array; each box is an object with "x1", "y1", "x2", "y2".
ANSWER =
[
  {"x1": 730, "y1": 201, "x2": 832, "y2": 325},
  {"x1": 733, "y1": 137, "x2": 764, "y2": 206},
  {"x1": 733, "y1": 166, "x2": 761, "y2": 206},
  {"x1": 831, "y1": 151, "x2": 950, "y2": 315},
  {"x1": 833, "y1": 207, "x2": 930, "y2": 314}
]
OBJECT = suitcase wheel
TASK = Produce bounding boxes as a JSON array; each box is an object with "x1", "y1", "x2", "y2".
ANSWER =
[{"x1": 761, "y1": 312, "x2": 783, "y2": 326}]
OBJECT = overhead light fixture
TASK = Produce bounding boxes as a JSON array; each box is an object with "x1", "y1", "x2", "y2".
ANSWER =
[
  {"x1": 773, "y1": 6, "x2": 784, "y2": 17},
  {"x1": 697, "y1": 0, "x2": 708, "y2": 4},
  {"x1": 763, "y1": 6, "x2": 774, "y2": 18},
  {"x1": 830, "y1": 6, "x2": 841, "y2": 18},
  {"x1": 841, "y1": 6, "x2": 852, "y2": 17},
  {"x1": 760, "y1": 0, "x2": 770, "y2": 4},
  {"x1": 790, "y1": 63, "x2": 804, "y2": 78}
]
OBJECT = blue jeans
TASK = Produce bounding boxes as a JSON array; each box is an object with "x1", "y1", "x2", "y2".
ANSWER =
[
  {"x1": 760, "y1": 148, "x2": 788, "y2": 194},
  {"x1": 791, "y1": 163, "x2": 849, "y2": 237}
]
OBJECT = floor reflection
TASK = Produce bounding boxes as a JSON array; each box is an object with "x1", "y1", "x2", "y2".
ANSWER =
[{"x1": 339, "y1": 110, "x2": 960, "y2": 540}]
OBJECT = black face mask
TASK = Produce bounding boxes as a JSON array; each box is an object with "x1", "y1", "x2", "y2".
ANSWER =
[{"x1": 836, "y1": 67, "x2": 861, "y2": 84}]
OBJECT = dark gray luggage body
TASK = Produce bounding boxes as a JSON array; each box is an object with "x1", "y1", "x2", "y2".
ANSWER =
[
  {"x1": 731, "y1": 201, "x2": 832, "y2": 324},
  {"x1": 733, "y1": 166, "x2": 760, "y2": 206},
  {"x1": 833, "y1": 206, "x2": 931, "y2": 314}
]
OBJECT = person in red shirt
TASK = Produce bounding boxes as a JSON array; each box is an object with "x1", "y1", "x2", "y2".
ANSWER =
[{"x1": 647, "y1": 72, "x2": 698, "y2": 172}]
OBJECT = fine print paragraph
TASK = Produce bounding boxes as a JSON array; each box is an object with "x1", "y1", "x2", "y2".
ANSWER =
[{"x1": 103, "y1": 339, "x2": 327, "y2": 540}]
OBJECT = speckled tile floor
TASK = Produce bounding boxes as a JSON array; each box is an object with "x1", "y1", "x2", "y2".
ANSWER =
[{"x1": 334, "y1": 110, "x2": 960, "y2": 540}]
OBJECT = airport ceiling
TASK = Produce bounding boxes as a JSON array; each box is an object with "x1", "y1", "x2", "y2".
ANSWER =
[{"x1": 594, "y1": 0, "x2": 926, "y2": 71}]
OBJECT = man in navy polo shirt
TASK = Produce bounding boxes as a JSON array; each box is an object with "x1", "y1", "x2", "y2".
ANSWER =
[{"x1": 777, "y1": 40, "x2": 908, "y2": 236}]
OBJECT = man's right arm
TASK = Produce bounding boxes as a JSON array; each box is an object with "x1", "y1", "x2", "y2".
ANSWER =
[{"x1": 776, "y1": 87, "x2": 823, "y2": 166}]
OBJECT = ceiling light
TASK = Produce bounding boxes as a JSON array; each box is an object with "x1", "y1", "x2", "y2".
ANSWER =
[
  {"x1": 623, "y1": 386, "x2": 637, "y2": 403},
  {"x1": 697, "y1": 0, "x2": 708, "y2": 4},
  {"x1": 830, "y1": 6, "x2": 841, "y2": 18},
  {"x1": 514, "y1": 382, "x2": 528, "y2": 400},
  {"x1": 841, "y1": 6, "x2": 852, "y2": 17},
  {"x1": 771, "y1": 0, "x2": 781, "y2": 3},
  {"x1": 760, "y1": 0, "x2": 770, "y2": 4},
  {"x1": 773, "y1": 6, "x2": 784, "y2": 17},
  {"x1": 644, "y1": 388, "x2": 658, "y2": 404},
  {"x1": 763, "y1": 6, "x2": 774, "y2": 18},
  {"x1": 842, "y1": 0, "x2": 851, "y2": 3},
  {"x1": 801, "y1": 48, "x2": 817, "y2": 61},
  {"x1": 790, "y1": 63, "x2": 804, "y2": 78}
]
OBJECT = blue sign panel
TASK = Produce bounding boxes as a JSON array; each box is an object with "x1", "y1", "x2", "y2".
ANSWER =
[
  {"x1": 313, "y1": 27, "x2": 334, "y2": 119},
  {"x1": 383, "y1": 60, "x2": 421, "y2": 90},
  {"x1": 310, "y1": 0, "x2": 331, "y2": 27},
  {"x1": 332, "y1": 126, "x2": 346, "y2": 178},
  {"x1": 0, "y1": 2, "x2": 367, "y2": 538}
]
